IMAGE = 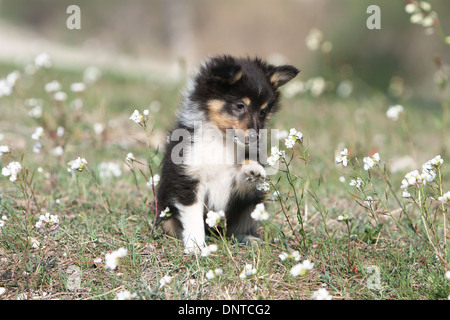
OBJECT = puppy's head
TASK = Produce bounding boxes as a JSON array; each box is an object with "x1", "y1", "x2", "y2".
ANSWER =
[{"x1": 185, "y1": 55, "x2": 299, "y2": 146}]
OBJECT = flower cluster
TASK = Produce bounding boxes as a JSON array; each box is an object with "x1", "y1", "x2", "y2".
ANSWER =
[
  {"x1": 250, "y1": 203, "x2": 269, "y2": 221},
  {"x1": 386, "y1": 104, "x2": 404, "y2": 121},
  {"x1": 159, "y1": 206, "x2": 171, "y2": 218},
  {"x1": 335, "y1": 148, "x2": 349, "y2": 167},
  {"x1": 0, "y1": 215, "x2": 7, "y2": 228},
  {"x1": 239, "y1": 264, "x2": 257, "y2": 279},
  {"x1": 256, "y1": 180, "x2": 270, "y2": 192},
  {"x1": 267, "y1": 146, "x2": 285, "y2": 167},
  {"x1": 438, "y1": 191, "x2": 450, "y2": 205},
  {"x1": 349, "y1": 177, "x2": 364, "y2": 190},
  {"x1": 205, "y1": 210, "x2": 225, "y2": 228},
  {"x1": 363, "y1": 153, "x2": 380, "y2": 171},
  {"x1": 401, "y1": 155, "x2": 443, "y2": 195},
  {"x1": 115, "y1": 290, "x2": 137, "y2": 300},
  {"x1": 105, "y1": 247, "x2": 128, "y2": 270},
  {"x1": 290, "y1": 260, "x2": 314, "y2": 277},
  {"x1": 35, "y1": 212, "x2": 60, "y2": 236},
  {"x1": 159, "y1": 275, "x2": 173, "y2": 289},
  {"x1": 129, "y1": 109, "x2": 149, "y2": 125},
  {"x1": 205, "y1": 268, "x2": 223, "y2": 280},
  {"x1": 2, "y1": 161, "x2": 22, "y2": 182},
  {"x1": 337, "y1": 214, "x2": 350, "y2": 222},
  {"x1": 0, "y1": 71, "x2": 20, "y2": 99},
  {"x1": 0, "y1": 145, "x2": 11, "y2": 157},
  {"x1": 278, "y1": 250, "x2": 301, "y2": 262},
  {"x1": 311, "y1": 288, "x2": 332, "y2": 300},
  {"x1": 284, "y1": 128, "x2": 303, "y2": 149},
  {"x1": 201, "y1": 244, "x2": 218, "y2": 257},
  {"x1": 67, "y1": 157, "x2": 88, "y2": 173},
  {"x1": 125, "y1": 152, "x2": 136, "y2": 164},
  {"x1": 405, "y1": 1, "x2": 438, "y2": 28}
]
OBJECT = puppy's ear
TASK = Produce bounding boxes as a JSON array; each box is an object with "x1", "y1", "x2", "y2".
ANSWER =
[
  {"x1": 268, "y1": 65, "x2": 300, "y2": 88},
  {"x1": 210, "y1": 64, "x2": 243, "y2": 85}
]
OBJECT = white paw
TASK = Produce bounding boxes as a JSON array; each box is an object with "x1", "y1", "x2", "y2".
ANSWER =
[
  {"x1": 242, "y1": 162, "x2": 266, "y2": 182},
  {"x1": 183, "y1": 236, "x2": 206, "y2": 254}
]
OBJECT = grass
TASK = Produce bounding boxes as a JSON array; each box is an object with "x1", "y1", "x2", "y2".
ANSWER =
[{"x1": 0, "y1": 39, "x2": 449, "y2": 300}]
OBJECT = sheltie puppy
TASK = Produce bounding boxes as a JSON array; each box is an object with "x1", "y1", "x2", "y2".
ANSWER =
[{"x1": 156, "y1": 55, "x2": 299, "y2": 252}]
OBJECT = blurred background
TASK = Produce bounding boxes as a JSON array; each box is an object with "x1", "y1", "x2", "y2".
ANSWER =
[{"x1": 0, "y1": 0, "x2": 449, "y2": 99}]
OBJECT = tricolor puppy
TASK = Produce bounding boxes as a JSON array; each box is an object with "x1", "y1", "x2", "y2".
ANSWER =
[{"x1": 157, "y1": 55, "x2": 299, "y2": 252}]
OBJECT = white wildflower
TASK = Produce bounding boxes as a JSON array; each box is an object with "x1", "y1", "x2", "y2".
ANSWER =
[
  {"x1": 349, "y1": 177, "x2": 364, "y2": 189},
  {"x1": 115, "y1": 290, "x2": 137, "y2": 300},
  {"x1": 104, "y1": 248, "x2": 128, "y2": 270},
  {"x1": 256, "y1": 180, "x2": 270, "y2": 192},
  {"x1": 205, "y1": 210, "x2": 225, "y2": 228},
  {"x1": 44, "y1": 80, "x2": 61, "y2": 93},
  {"x1": 284, "y1": 128, "x2": 303, "y2": 148},
  {"x1": 278, "y1": 252, "x2": 289, "y2": 261},
  {"x1": 67, "y1": 157, "x2": 88, "y2": 173},
  {"x1": 0, "y1": 145, "x2": 10, "y2": 157},
  {"x1": 35, "y1": 212, "x2": 59, "y2": 235},
  {"x1": 125, "y1": 152, "x2": 135, "y2": 163},
  {"x1": 438, "y1": 191, "x2": 450, "y2": 205},
  {"x1": 250, "y1": 203, "x2": 269, "y2": 221},
  {"x1": 31, "y1": 127, "x2": 44, "y2": 140},
  {"x1": 239, "y1": 264, "x2": 257, "y2": 279},
  {"x1": 146, "y1": 174, "x2": 160, "y2": 188},
  {"x1": 34, "y1": 52, "x2": 52, "y2": 69},
  {"x1": 2, "y1": 161, "x2": 22, "y2": 182},
  {"x1": 129, "y1": 109, "x2": 145, "y2": 124},
  {"x1": 93, "y1": 123, "x2": 105, "y2": 135},
  {"x1": 386, "y1": 105, "x2": 404, "y2": 121},
  {"x1": 70, "y1": 82, "x2": 86, "y2": 93},
  {"x1": 54, "y1": 91, "x2": 67, "y2": 102},
  {"x1": 311, "y1": 288, "x2": 332, "y2": 300},
  {"x1": 206, "y1": 268, "x2": 223, "y2": 280},
  {"x1": 267, "y1": 146, "x2": 285, "y2": 166},
  {"x1": 159, "y1": 275, "x2": 173, "y2": 288},
  {"x1": 28, "y1": 105, "x2": 42, "y2": 119},
  {"x1": 335, "y1": 148, "x2": 349, "y2": 167},
  {"x1": 363, "y1": 153, "x2": 380, "y2": 171},
  {"x1": 402, "y1": 190, "x2": 412, "y2": 198},
  {"x1": 201, "y1": 244, "x2": 218, "y2": 257},
  {"x1": 290, "y1": 259, "x2": 314, "y2": 277},
  {"x1": 159, "y1": 207, "x2": 171, "y2": 218}
]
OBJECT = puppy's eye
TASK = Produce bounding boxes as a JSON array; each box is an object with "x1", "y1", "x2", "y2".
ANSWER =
[
  {"x1": 260, "y1": 109, "x2": 267, "y2": 117},
  {"x1": 236, "y1": 102, "x2": 246, "y2": 110}
]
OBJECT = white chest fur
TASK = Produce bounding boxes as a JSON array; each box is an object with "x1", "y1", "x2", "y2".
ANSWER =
[{"x1": 184, "y1": 131, "x2": 239, "y2": 212}]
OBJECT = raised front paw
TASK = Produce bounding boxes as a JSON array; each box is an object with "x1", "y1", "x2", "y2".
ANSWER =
[{"x1": 242, "y1": 161, "x2": 266, "y2": 182}]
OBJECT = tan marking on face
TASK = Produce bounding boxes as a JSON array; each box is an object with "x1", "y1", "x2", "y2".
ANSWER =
[
  {"x1": 241, "y1": 97, "x2": 251, "y2": 106},
  {"x1": 259, "y1": 102, "x2": 268, "y2": 110},
  {"x1": 207, "y1": 99, "x2": 248, "y2": 131}
]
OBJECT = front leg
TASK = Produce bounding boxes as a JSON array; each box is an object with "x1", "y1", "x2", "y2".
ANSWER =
[
  {"x1": 177, "y1": 201, "x2": 206, "y2": 253},
  {"x1": 240, "y1": 160, "x2": 266, "y2": 182},
  {"x1": 233, "y1": 159, "x2": 267, "y2": 196}
]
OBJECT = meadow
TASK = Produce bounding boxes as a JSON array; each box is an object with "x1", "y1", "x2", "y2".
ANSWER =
[{"x1": 1, "y1": 3, "x2": 450, "y2": 301}]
